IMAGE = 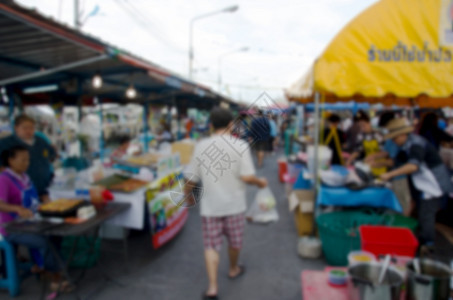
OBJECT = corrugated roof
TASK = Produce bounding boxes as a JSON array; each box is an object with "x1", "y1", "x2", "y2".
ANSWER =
[{"x1": 0, "y1": 0, "x2": 237, "y2": 107}]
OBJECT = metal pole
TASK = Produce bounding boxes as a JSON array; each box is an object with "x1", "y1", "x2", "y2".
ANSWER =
[
  {"x1": 188, "y1": 6, "x2": 239, "y2": 80},
  {"x1": 300, "y1": 104, "x2": 305, "y2": 137},
  {"x1": 0, "y1": 55, "x2": 109, "y2": 86},
  {"x1": 77, "y1": 97, "x2": 83, "y2": 157},
  {"x1": 143, "y1": 102, "x2": 149, "y2": 153},
  {"x1": 98, "y1": 97, "x2": 104, "y2": 162},
  {"x1": 313, "y1": 92, "x2": 320, "y2": 181},
  {"x1": 216, "y1": 47, "x2": 248, "y2": 94},
  {"x1": 189, "y1": 21, "x2": 194, "y2": 80},
  {"x1": 311, "y1": 92, "x2": 320, "y2": 237},
  {"x1": 176, "y1": 106, "x2": 181, "y2": 140},
  {"x1": 8, "y1": 93, "x2": 14, "y2": 127},
  {"x1": 217, "y1": 57, "x2": 222, "y2": 93},
  {"x1": 74, "y1": 0, "x2": 80, "y2": 30}
]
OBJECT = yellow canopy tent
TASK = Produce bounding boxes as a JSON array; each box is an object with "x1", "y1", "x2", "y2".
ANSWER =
[{"x1": 286, "y1": 0, "x2": 453, "y2": 108}]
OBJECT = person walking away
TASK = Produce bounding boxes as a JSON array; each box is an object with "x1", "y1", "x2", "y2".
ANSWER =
[
  {"x1": 233, "y1": 113, "x2": 249, "y2": 141},
  {"x1": 418, "y1": 112, "x2": 453, "y2": 150},
  {"x1": 250, "y1": 110, "x2": 271, "y2": 168},
  {"x1": 323, "y1": 114, "x2": 346, "y2": 165},
  {"x1": 280, "y1": 117, "x2": 290, "y2": 145},
  {"x1": 379, "y1": 118, "x2": 453, "y2": 253},
  {"x1": 0, "y1": 115, "x2": 56, "y2": 203},
  {"x1": 346, "y1": 111, "x2": 386, "y2": 177},
  {"x1": 186, "y1": 117, "x2": 195, "y2": 139},
  {"x1": 156, "y1": 123, "x2": 173, "y2": 149},
  {"x1": 345, "y1": 113, "x2": 361, "y2": 153},
  {"x1": 268, "y1": 114, "x2": 278, "y2": 154},
  {"x1": 184, "y1": 107, "x2": 268, "y2": 300},
  {"x1": 0, "y1": 146, "x2": 72, "y2": 292}
]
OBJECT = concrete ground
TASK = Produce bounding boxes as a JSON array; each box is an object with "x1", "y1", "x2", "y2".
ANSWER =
[{"x1": 5, "y1": 151, "x2": 453, "y2": 300}]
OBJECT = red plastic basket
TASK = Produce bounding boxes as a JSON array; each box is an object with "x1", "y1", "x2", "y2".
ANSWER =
[{"x1": 359, "y1": 225, "x2": 419, "y2": 258}]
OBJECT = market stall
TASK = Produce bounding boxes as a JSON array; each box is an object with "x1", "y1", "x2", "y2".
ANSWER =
[
  {"x1": 286, "y1": 0, "x2": 453, "y2": 298},
  {"x1": 286, "y1": 0, "x2": 453, "y2": 222}
]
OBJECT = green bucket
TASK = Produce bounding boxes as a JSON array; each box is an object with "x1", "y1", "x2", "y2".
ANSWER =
[{"x1": 316, "y1": 211, "x2": 387, "y2": 266}]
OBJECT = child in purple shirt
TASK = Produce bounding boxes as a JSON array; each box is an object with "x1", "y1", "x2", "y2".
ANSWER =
[{"x1": 0, "y1": 146, "x2": 37, "y2": 234}]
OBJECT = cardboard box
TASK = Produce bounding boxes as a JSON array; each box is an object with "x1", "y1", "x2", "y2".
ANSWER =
[
  {"x1": 289, "y1": 189, "x2": 315, "y2": 236},
  {"x1": 171, "y1": 141, "x2": 195, "y2": 165},
  {"x1": 289, "y1": 189, "x2": 315, "y2": 213}
]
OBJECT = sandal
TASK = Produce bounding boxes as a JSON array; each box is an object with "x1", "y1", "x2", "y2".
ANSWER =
[
  {"x1": 202, "y1": 293, "x2": 218, "y2": 300},
  {"x1": 31, "y1": 265, "x2": 44, "y2": 274},
  {"x1": 50, "y1": 281, "x2": 76, "y2": 293}
]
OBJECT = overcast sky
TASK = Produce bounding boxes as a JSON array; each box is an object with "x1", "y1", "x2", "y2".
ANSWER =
[{"x1": 16, "y1": 0, "x2": 377, "y2": 104}]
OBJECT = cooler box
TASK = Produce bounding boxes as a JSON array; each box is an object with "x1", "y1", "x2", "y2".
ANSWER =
[{"x1": 360, "y1": 225, "x2": 419, "y2": 258}]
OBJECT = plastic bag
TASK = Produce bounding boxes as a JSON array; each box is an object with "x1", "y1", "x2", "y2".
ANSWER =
[
  {"x1": 320, "y1": 170, "x2": 348, "y2": 187},
  {"x1": 246, "y1": 187, "x2": 279, "y2": 223}
]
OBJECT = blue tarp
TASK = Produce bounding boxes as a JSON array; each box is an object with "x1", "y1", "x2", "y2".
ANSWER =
[
  {"x1": 317, "y1": 185, "x2": 403, "y2": 213},
  {"x1": 293, "y1": 168, "x2": 403, "y2": 213},
  {"x1": 305, "y1": 101, "x2": 370, "y2": 113}
]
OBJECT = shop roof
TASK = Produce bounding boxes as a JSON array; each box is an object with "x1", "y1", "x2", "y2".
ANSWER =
[{"x1": 0, "y1": 0, "x2": 237, "y2": 108}]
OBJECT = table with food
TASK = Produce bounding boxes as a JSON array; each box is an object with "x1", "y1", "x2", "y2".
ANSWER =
[{"x1": 48, "y1": 140, "x2": 195, "y2": 243}]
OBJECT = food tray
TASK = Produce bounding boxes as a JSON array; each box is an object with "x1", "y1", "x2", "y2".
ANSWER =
[
  {"x1": 93, "y1": 174, "x2": 131, "y2": 189},
  {"x1": 126, "y1": 153, "x2": 162, "y2": 166},
  {"x1": 39, "y1": 200, "x2": 89, "y2": 218},
  {"x1": 109, "y1": 178, "x2": 149, "y2": 193}
]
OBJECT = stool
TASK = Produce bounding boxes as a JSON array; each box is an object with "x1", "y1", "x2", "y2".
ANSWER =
[{"x1": 0, "y1": 239, "x2": 19, "y2": 297}]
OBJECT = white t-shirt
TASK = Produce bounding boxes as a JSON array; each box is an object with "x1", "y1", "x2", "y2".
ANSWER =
[{"x1": 185, "y1": 134, "x2": 256, "y2": 217}]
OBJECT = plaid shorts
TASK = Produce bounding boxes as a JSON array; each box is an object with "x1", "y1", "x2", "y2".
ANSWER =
[{"x1": 202, "y1": 213, "x2": 245, "y2": 252}]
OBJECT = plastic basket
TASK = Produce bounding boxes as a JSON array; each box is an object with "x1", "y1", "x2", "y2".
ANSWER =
[
  {"x1": 61, "y1": 236, "x2": 101, "y2": 268},
  {"x1": 360, "y1": 225, "x2": 419, "y2": 258},
  {"x1": 316, "y1": 211, "x2": 387, "y2": 266}
]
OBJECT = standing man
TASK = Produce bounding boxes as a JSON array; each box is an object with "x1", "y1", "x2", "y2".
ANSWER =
[
  {"x1": 268, "y1": 114, "x2": 278, "y2": 154},
  {"x1": 232, "y1": 113, "x2": 249, "y2": 141},
  {"x1": 379, "y1": 118, "x2": 453, "y2": 252},
  {"x1": 250, "y1": 110, "x2": 270, "y2": 168},
  {"x1": 0, "y1": 115, "x2": 56, "y2": 203},
  {"x1": 184, "y1": 107, "x2": 267, "y2": 300}
]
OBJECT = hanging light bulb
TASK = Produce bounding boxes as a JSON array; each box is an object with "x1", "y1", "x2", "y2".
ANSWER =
[
  {"x1": 92, "y1": 74, "x2": 103, "y2": 89},
  {"x1": 126, "y1": 85, "x2": 137, "y2": 99}
]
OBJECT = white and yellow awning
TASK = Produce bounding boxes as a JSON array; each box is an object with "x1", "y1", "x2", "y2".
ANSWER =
[{"x1": 287, "y1": 0, "x2": 453, "y2": 108}]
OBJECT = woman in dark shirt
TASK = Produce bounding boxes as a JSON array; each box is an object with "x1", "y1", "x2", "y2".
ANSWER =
[
  {"x1": 418, "y1": 112, "x2": 453, "y2": 150},
  {"x1": 323, "y1": 114, "x2": 346, "y2": 165}
]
